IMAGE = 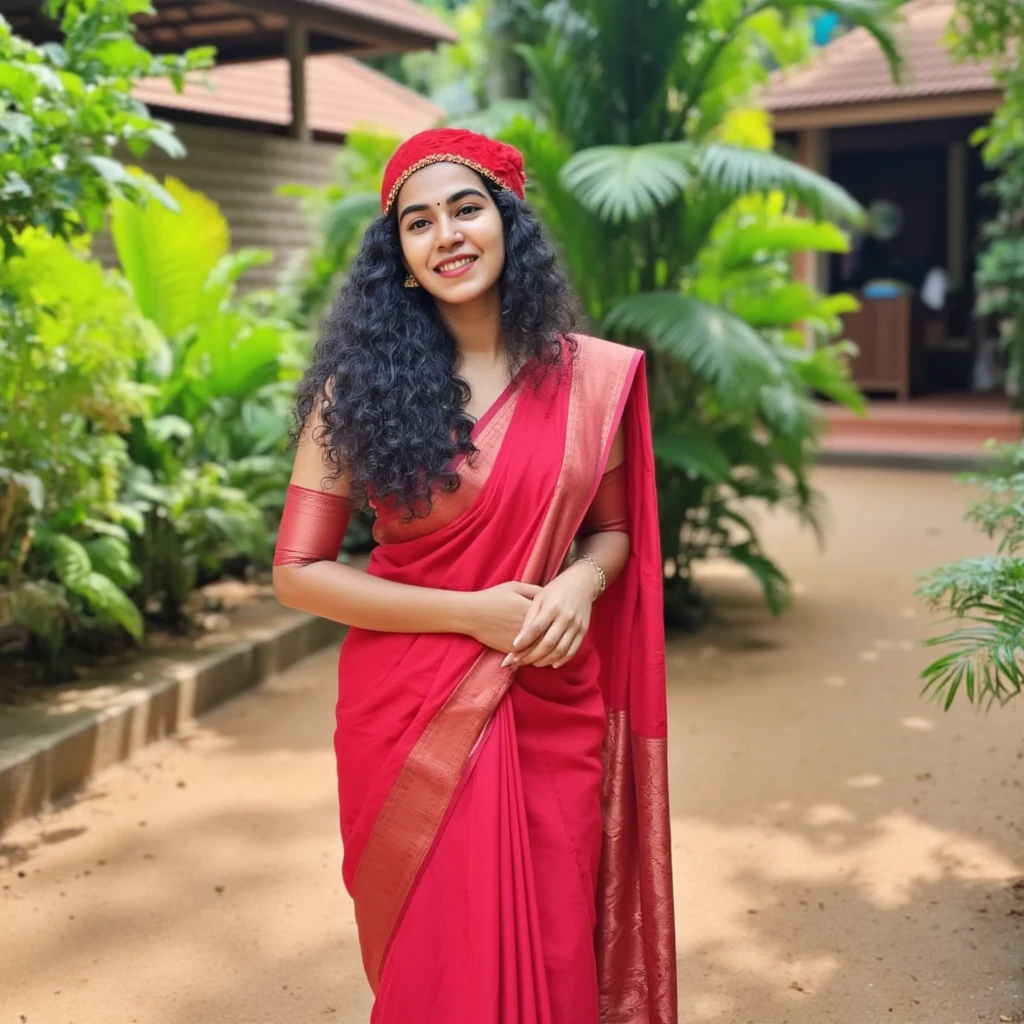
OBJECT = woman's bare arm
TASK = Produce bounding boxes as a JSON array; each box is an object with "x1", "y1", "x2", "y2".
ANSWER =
[{"x1": 271, "y1": 399, "x2": 475, "y2": 636}]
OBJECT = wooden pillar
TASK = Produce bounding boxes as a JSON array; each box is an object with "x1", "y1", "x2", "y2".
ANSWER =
[
  {"x1": 287, "y1": 22, "x2": 310, "y2": 144},
  {"x1": 795, "y1": 128, "x2": 831, "y2": 347},
  {"x1": 947, "y1": 140, "x2": 967, "y2": 290}
]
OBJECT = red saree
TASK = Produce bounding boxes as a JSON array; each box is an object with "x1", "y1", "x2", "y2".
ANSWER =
[{"x1": 335, "y1": 334, "x2": 677, "y2": 1023}]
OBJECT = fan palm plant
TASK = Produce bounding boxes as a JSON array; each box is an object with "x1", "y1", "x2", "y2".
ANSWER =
[{"x1": 489, "y1": 0, "x2": 900, "y2": 622}]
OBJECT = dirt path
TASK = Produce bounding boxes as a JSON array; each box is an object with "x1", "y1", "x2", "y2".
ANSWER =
[{"x1": 2, "y1": 467, "x2": 1022, "y2": 1024}]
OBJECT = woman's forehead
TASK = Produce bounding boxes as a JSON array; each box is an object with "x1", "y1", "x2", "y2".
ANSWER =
[{"x1": 396, "y1": 161, "x2": 489, "y2": 207}]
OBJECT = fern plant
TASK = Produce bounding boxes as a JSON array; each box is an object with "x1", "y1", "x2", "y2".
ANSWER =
[{"x1": 918, "y1": 442, "x2": 1024, "y2": 709}]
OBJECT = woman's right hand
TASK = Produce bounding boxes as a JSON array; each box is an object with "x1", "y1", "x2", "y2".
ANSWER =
[{"x1": 465, "y1": 581, "x2": 542, "y2": 656}]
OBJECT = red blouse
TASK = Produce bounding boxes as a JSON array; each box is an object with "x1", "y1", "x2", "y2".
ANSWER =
[
  {"x1": 273, "y1": 485, "x2": 352, "y2": 567},
  {"x1": 274, "y1": 457, "x2": 628, "y2": 566},
  {"x1": 579, "y1": 460, "x2": 629, "y2": 536}
]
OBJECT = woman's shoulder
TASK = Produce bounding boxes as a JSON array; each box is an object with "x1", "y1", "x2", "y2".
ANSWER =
[{"x1": 565, "y1": 332, "x2": 642, "y2": 377}]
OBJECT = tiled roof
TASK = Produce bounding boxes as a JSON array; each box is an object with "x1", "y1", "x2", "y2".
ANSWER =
[
  {"x1": 134, "y1": 55, "x2": 443, "y2": 138},
  {"x1": 297, "y1": 0, "x2": 458, "y2": 44},
  {"x1": 4, "y1": 0, "x2": 457, "y2": 59},
  {"x1": 762, "y1": 0, "x2": 997, "y2": 112}
]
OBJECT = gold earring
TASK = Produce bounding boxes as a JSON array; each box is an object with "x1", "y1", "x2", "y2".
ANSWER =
[{"x1": 404, "y1": 273, "x2": 420, "y2": 289}]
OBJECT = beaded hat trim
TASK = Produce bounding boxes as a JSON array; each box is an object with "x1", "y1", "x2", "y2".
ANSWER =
[{"x1": 383, "y1": 154, "x2": 523, "y2": 216}]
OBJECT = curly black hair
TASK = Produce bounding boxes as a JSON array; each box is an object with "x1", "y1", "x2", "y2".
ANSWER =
[{"x1": 292, "y1": 180, "x2": 582, "y2": 520}]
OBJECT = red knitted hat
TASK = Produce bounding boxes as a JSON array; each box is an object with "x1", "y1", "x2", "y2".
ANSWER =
[{"x1": 380, "y1": 128, "x2": 527, "y2": 215}]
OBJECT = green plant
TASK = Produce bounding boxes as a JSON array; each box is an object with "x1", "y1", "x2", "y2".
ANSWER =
[
  {"x1": 0, "y1": 0, "x2": 212, "y2": 256},
  {"x1": 912, "y1": 0, "x2": 1024, "y2": 708},
  {"x1": 917, "y1": 442, "x2": 1024, "y2": 709},
  {"x1": 0, "y1": 229, "x2": 154, "y2": 657},
  {"x1": 484, "y1": 0, "x2": 897, "y2": 622},
  {"x1": 948, "y1": 0, "x2": 1024, "y2": 403},
  {"x1": 110, "y1": 177, "x2": 302, "y2": 620}
]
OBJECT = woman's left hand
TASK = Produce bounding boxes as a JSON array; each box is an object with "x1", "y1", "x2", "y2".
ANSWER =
[{"x1": 502, "y1": 560, "x2": 601, "y2": 670}]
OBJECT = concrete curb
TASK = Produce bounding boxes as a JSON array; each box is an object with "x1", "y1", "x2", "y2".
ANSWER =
[
  {"x1": 0, "y1": 602, "x2": 344, "y2": 833},
  {"x1": 818, "y1": 449, "x2": 995, "y2": 473}
]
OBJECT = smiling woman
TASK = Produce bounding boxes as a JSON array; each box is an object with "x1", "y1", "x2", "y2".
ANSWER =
[
  {"x1": 271, "y1": 128, "x2": 677, "y2": 1024},
  {"x1": 398, "y1": 171, "x2": 506, "y2": 296}
]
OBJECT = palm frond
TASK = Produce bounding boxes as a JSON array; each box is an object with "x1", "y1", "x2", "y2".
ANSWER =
[
  {"x1": 653, "y1": 431, "x2": 733, "y2": 483},
  {"x1": 729, "y1": 541, "x2": 792, "y2": 615},
  {"x1": 698, "y1": 144, "x2": 864, "y2": 226},
  {"x1": 780, "y1": 341, "x2": 866, "y2": 414},
  {"x1": 604, "y1": 292, "x2": 783, "y2": 401},
  {"x1": 916, "y1": 557, "x2": 1024, "y2": 616},
  {"x1": 921, "y1": 612, "x2": 1024, "y2": 710},
  {"x1": 719, "y1": 215, "x2": 850, "y2": 269},
  {"x1": 560, "y1": 143, "x2": 695, "y2": 223}
]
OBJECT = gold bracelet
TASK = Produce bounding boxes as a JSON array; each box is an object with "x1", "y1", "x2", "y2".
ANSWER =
[{"x1": 573, "y1": 554, "x2": 606, "y2": 598}]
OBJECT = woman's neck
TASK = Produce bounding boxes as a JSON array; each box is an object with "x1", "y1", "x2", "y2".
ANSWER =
[{"x1": 437, "y1": 287, "x2": 506, "y2": 369}]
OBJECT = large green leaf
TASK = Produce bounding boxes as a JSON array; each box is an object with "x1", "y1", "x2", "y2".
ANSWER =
[
  {"x1": 560, "y1": 143, "x2": 695, "y2": 223},
  {"x1": 110, "y1": 175, "x2": 230, "y2": 338},
  {"x1": 83, "y1": 535, "x2": 142, "y2": 589},
  {"x1": 76, "y1": 571, "x2": 144, "y2": 640},
  {"x1": 183, "y1": 317, "x2": 281, "y2": 401},
  {"x1": 45, "y1": 533, "x2": 91, "y2": 589},
  {"x1": 604, "y1": 292, "x2": 784, "y2": 399},
  {"x1": 729, "y1": 541, "x2": 792, "y2": 615},
  {"x1": 698, "y1": 145, "x2": 865, "y2": 226},
  {"x1": 653, "y1": 432, "x2": 733, "y2": 482},
  {"x1": 732, "y1": 281, "x2": 828, "y2": 328},
  {"x1": 782, "y1": 342, "x2": 866, "y2": 414},
  {"x1": 719, "y1": 215, "x2": 850, "y2": 268}
]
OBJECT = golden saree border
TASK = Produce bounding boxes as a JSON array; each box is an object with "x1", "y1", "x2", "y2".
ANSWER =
[
  {"x1": 351, "y1": 336, "x2": 646, "y2": 994},
  {"x1": 352, "y1": 644, "x2": 516, "y2": 991},
  {"x1": 597, "y1": 712, "x2": 677, "y2": 1024}
]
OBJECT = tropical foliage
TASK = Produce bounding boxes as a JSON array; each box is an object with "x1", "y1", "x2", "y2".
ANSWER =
[
  {"x1": 949, "y1": 0, "x2": 1024, "y2": 404},
  {"x1": 109, "y1": 177, "x2": 304, "y2": 625},
  {"x1": 0, "y1": 4, "x2": 302, "y2": 680},
  {"x1": 914, "y1": 0, "x2": 1024, "y2": 708},
  {"x1": 917, "y1": 442, "x2": 1024, "y2": 709},
  {"x1": 0, "y1": 229, "x2": 154, "y2": 653},
  {"x1": 291, "y1": 0, "x2": 899, "y2": 622},
  {"x1": 0, "y1": 0, "x2": 211, "y2": 255},
  {"x1": 485, "y1": 0, "x2": 897, "y2": 621}
]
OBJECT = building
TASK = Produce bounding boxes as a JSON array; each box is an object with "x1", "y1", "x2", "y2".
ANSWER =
[
  {"x1": 125, "y1": 55, "x2": 444, "y2": 289},
  {"x1": 5, "y1": 1, "x2": 451, "y2": 288},
  {"x1": 763, "y1": 0, "x2": 1019, "y2": 458}
]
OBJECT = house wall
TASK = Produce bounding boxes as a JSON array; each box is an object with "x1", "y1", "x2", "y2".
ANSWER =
[{"x1": 94, "y1": 120, "x2": 342, "y2": 292}]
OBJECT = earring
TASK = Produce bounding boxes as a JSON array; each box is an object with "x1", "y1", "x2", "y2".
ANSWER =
[{"x1": 404, "y1": 273, "x2": 420, "y2": 289}]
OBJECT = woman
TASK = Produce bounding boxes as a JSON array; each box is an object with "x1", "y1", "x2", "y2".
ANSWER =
[{"x1": 273, "y1": 128, "x2": 676, "y2": 1024}]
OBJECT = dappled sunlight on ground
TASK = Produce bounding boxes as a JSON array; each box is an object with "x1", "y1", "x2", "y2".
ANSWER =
[{"x1": 1, "y1": 467, "x2": 1022, "y2": 1023}]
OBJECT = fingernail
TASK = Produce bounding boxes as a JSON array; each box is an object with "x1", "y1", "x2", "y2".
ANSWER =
[
  {"x1": 512, "y1": 635, "x2": 521, "y2": 649},
  {"x1": 501, "y1": 654, "x2": 513, "y2": 668}
]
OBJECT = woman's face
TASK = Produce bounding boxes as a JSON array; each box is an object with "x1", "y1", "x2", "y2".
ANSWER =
[{"x1": 395, "y1": 162, "x2": 506, "y2": 305}]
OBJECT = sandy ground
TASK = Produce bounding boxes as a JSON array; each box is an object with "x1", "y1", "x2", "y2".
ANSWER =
[{"x1": 2, "y1": 466, "x2": 1022, "y2": 1024}]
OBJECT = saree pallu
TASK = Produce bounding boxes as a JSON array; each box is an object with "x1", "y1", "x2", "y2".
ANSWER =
[{"x1": 335, "y1": 334, "x2": 677, "y2": 1023}]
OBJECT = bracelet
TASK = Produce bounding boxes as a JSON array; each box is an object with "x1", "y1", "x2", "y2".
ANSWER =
[{"x1": 573, "y1": 554, "x2": 607, "y2": 598}]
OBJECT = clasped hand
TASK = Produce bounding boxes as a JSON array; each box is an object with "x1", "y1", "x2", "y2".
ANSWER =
[{"x1": 469, "y1": 564, "x2": 599, "y2": 671}]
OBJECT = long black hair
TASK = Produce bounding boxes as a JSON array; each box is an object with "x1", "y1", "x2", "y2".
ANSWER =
[{"x1": 292, "y1": 180, "x2": 581, "y2": 519}]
